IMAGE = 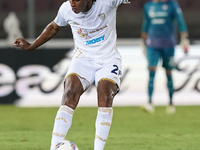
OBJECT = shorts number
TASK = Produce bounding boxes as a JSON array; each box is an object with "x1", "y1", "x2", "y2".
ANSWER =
[{"x1": 111, "y1": 65, "x2": 121, "y2": 75}]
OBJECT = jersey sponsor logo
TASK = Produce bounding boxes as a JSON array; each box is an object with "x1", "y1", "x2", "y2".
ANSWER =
[
  {"x1": 89, "y1": 25, "x2": 108, "y2": 34},
  {"x1": 86, "y1": 35, "x2": 105, "y2": 45},
  {"x1": 99, "y1": 13, "x2": 105, "y2": 20},
  {"x1": 149, "y1": 6, "x2": 156, "y2": 11},
  {"x1": 148, "y1": 6, "x2": 168, "y2": 18},
  {"x1": 77, "y1": 25, "x2": 107, "y2": 40},
  {"x1": 151, "y1": 18, "x2": 166, "y2": 24},
  {"x1": 149, "y1": 11, "x2": 168, "y2": 18},
  {"x1": 77, "y1": 28, "x2": 90, "y2": 39}
]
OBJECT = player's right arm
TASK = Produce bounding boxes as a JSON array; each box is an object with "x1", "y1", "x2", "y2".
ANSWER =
[
  {"x1": 141, "y1": 3, "x2": 149, "y2": 56},
  {"x1": 14, "y1": 21, "x2": 61, "y2": 51}
]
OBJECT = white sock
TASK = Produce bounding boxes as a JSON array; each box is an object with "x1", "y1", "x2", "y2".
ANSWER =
[
  {"x1": 50, "y1": 105, "x2": 74, "y2": 150},
  {"x1": 94, "y1": 107, "x2": 113, "y2": 150}
]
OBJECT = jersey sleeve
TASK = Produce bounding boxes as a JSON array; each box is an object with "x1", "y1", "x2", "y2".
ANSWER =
[
  {"x1": 100, "y1": 0, "x2": 130, "y2": 7},
  {"x1": 172, "y1": 1, "x2": 188, "y2": 32},
  {"x1": 54, "y1": 2, "x2": 68, "y2": 27},
  {"x1": 141, "y1": 4, "x2": 149, "y2": 33}
]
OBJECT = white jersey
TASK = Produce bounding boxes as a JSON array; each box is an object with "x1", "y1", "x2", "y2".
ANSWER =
[{"x1": 54, "y1": 0, "x2": 129, "y2": 61}]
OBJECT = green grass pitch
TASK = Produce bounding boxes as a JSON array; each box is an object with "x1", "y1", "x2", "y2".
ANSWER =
[{"x1": 0, "y1": 105, "x2": 200, "y2": 150}]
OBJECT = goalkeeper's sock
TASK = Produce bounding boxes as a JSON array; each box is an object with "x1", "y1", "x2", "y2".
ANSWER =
[
  {"x1": 167, "y1": 74, "x2": 174, "y2": 105},
  {"x1": 50, "y1": 105, "x2": 74, "y2": 150},
  {"x1": 94, "y1": 107, "x2": 113, "y2": 150},
  {"x1": 148, "y1": 71, "x2": 155, "y2": 104}
]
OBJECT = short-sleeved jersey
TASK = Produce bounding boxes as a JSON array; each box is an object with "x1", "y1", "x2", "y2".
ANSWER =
[
  {"x1": 54, "y1": 0, "x2": 129, "y2": 61},
  {"x1": 142, "y1": 0, "x2": 188, "y2": 48}
]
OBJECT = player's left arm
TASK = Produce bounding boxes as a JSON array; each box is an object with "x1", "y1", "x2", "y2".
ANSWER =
[
  {"x1": 173, "y1": 1, "x2": 189, "y2": 54},
  {"x1": 180, "y1": 32, "x2": 189, "y2": 54}
]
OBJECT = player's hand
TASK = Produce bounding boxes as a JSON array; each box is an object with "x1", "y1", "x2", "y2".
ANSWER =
[
  {"x1": 180, "y1": 37, "x2": 189, "y2": 54},
  {"x1": 141, "y1": 40, "x2": 147, "y2": 57},
  {"x1": 14, "y1": 38, "x2": 32, "y2": 51}
]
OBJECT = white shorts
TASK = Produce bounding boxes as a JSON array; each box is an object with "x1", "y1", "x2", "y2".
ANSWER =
[{"x1": 65, "y1": 57, "x2": 122, "y2": 91}]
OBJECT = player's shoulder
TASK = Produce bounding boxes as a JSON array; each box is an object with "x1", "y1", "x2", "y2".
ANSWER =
[
  {"x1": 144, "y1": 1, "x2": 154, "y2": 7},
  {"x1": 143, "y1": 1, "x2": 153, "y2": 9},
  {"x1": 59, "y1": 1, "x2": 71, "y2": 11},
  {"x1": 166, "y1": 0, "x2": 179, "y2": 6},
  {"x1": 95, "y1": 0, "x2": 107, "y2": 4},
  {"x1": 166, "y1": 0, "x2": 180, "y2": 10}
]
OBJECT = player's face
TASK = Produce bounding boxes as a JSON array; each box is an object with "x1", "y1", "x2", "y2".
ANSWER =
[{"x1": 69, "y1": 0, "x2": 92, "y2": 14}]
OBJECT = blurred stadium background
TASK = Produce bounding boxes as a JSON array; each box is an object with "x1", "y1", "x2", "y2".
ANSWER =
[
  {"x1": 0, "y1": 0, "x2": 200, "y2": 41},
  {"x1": 0, "y1": 0, "x2": 199, "y2": 106}
]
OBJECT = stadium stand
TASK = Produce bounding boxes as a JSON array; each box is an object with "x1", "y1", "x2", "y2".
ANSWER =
[
  {"x1": 0, "y1": 0, "x2": 200, "y2": 40},
  {"x1": 0, "y1": 0, "x2": 3, "y2": 10},
  {"x1": 6, "y1": 0, "x2": 26, "y2": 12},
  {"x1": 35, "y1": 0, "x2": 50, "y2": 11},
  {"x1": 118, "y1": 0, "x2": 143, "y2": 11},
  {"x1": 51, "y1": 0, "x2": 66, "y2": 11},
  {"x1": 177, "y1": 0, "x2": 190, "y2": 10},
  {"x1": 189, "y1": 0, "x2": 200, "y2": 10}
]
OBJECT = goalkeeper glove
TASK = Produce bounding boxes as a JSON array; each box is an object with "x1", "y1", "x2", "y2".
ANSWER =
[
  {"x1": 141, "y1": 40, "x2": 147, "y2": 57},
  {"x1": 180, "y1": 37, "x2": 190, "y2": 54}
]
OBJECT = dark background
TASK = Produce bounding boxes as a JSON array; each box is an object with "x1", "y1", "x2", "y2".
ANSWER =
[{"x1": 0, "y1": 0, "x2": 200, "y2": 43}]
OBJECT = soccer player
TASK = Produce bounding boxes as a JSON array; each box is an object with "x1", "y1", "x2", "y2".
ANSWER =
[
  {"x1": 14, "y1": 0, "x2": 130, "y2": 149},
  {"x1": 141, "y1": 0, "x2": 189, "y2": 114}
]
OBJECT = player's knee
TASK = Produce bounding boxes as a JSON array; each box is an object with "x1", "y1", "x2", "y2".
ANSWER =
[
  {"x1": 98, "y1": 91, "x2": 115, "y2": 107},
  {"x1": 62, "y1": 85, "x2": 81, "y2": 106},
  {"x1": 104, "y1": 93, "x2": 114, "y2": 101},
  {"x1": 166, "y1": 69, "x2": 172, "y2": 75},
  {"x1": 64, "y1": 86, "x2": 77, "y2": 98},
  {"x1": 148, "y1": 67, "x2": 156, "y2": 71}
]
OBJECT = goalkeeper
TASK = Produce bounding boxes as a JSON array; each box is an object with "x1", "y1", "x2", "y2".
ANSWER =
[{"x1": 141, "y1": 0, "x2": 189, "y2": 114}]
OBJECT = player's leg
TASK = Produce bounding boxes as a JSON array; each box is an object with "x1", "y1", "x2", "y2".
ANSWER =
[
  {"x1": 162, "y1": 48, "x2": 175, "y2": 114},
  {"x1": 94, "y1": 80, "x2": 118, "y2": 150},
  {"x1": 50, "y1": 57, "x2": 93, "y2": 150},
  {"x1": 165, "y1": 69, "x2": 174, "y2": 105},
  {"x1": 50, "y1": 75, "x2": 84, "y2": 150},
  {"x1": 165, "y1": 69, "x2": 176, "y2": 114},
  {"x1": 142, "y1": 47, "x2": 159, "y2": 113},
  {"x1": 94, "y1": 58, "x2": 121, "y2": 150},
  {"x1": 147, "y1": 47, "x2": 159, "y2": 104},
  {"x1": 148, "y1": 67, "x2": 156, "y2": 104}
]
